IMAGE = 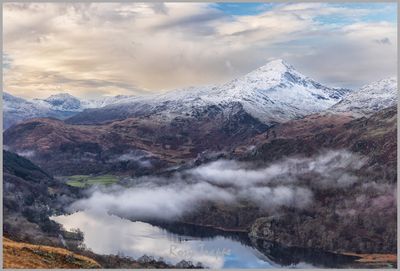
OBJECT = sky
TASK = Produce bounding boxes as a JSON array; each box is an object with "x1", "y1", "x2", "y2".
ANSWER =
[{"x1": 3, "y1": 2, "x2": 397, "y2": 99}]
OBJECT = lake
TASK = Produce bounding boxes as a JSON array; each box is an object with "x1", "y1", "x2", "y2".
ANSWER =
[{"x1": 52, "y1": 210, "x2": 357, "y2": 269}]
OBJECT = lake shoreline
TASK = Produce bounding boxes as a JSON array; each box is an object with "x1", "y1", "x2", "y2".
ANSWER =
[
  {"x1": 341, "y1": 252, "x2": 397, "y2": 268},
  {"x1": 166, "y1": 219, "x2": 397, "y2": 269}
]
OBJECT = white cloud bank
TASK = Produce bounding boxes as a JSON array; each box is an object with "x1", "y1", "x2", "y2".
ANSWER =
[{"x1": 70, "y1": 150, "x2": 365, "y2": 221}]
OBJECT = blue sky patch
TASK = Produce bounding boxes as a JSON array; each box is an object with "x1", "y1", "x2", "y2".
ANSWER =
[
  {"x1": 317, "y1": 3, "x2": 396, "y2": 25},
  {"x1": 214, "y1": 2, "x2": 396, "y2": 24},
  {"x1": 213, "y1": 3, "x2": 275, "y2": 16}
]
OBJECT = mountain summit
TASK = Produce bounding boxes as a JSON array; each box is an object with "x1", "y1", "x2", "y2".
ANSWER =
[
  {"x1": 215, "y1": 59, "x2": 351, "y2": 121},
  {"x1": 246, "y1": 58, "x2": 299, "y2": 82},
  {"x1": 43, "y1": 93, "x2": 82, "y2": 111}
]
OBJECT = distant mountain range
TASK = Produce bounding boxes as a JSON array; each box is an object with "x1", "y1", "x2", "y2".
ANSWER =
[
  {"x1": 3, "y1": 59, "x2": 397, "y2": 176},
  {"x1": 3, "y1": 92, "x2": 131, "y2": 129}
]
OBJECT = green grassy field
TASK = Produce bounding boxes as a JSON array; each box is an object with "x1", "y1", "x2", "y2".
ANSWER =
[{"x1": 66, "y1": 175, "x2": 118, "y2": 188}]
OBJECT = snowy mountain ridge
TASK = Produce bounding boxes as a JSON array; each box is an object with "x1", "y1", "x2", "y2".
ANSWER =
[
  {"x1": 73, "y1": 59, "x2": 351, "y2": 124},
  {"x1": 3, "y1": 92, "x2": 133, "y2": 128},
  {"x1": 31, "y1": 93, "x2": 132, "y2": 112},
  {"x1": 3, "y1": 92, "x2": 65, "y2": 129},
  {"x1": 329, "y1": 77, "x2": 397, "y2": 116}
]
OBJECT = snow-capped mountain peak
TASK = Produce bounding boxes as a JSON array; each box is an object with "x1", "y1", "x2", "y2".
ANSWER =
[
  {"x1": 45, "y1": 93, "x2": 77, "y2": 102},
  {"x1": 222, "y1": 58, "x2": 347, "y2": 96},
  {"x1": 252, "y1": 58, "x2": 296, "y2": 76},
  {"x1": 208, "y1": 59, "x2": 352, "y2": 123},
  {"x1": 234, "y1": 58, "x2": 304, "y2": 88},
  {"x1": 43, "y1": 93, "x2": 82, "y2": 111}
]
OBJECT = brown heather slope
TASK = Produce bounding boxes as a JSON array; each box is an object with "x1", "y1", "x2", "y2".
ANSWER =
[
  {"x1": 177, "y1": 107, "x2": 397, "y2": 254},
  {"x1": 3, "y1": 237, "x2": 100, "y2": 269},
  {"x1": 167, "y1": 106, "x2": 397, "y2": 255},
  {"x1": 240, "y1": 106, "x2": 397, "y2": 254},
  {"x1": 3, "y1": 237, "x2": 194, "y2": 269},
  {"x1": 237, "y1": 106, "x2": 397, "y2": 183},
  {"x1": 4, "y1": 103, "x2": 267, "y2": 175}
]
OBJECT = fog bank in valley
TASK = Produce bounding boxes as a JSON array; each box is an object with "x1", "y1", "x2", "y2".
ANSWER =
[{"x1": 70, "y1": 150, "x2": 366, "y2": 221}]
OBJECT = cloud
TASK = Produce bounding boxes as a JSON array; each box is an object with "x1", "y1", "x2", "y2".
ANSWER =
[
  {"x1": 108, "y1": 150, "x2": 154, "y2": 168},
  {"x1": 70, "y1": 150, "x2": 365, "y2": 221},
  {"x1": 239, "y1": 186, "x2": 313, "y2": 209},
  {"x1": 16, "y1": 150, "x2": 36, "y2": 158},
  {"x1": 4, "y1": 3, "x2": 396, "y2": 99},
  {"x1": 189, "y1": 150, "x2": 365, "y2": 189},
  {"x1": 71, "y1": 182, "x2": 236, "y2": 220},
  {"x1": 3, "y1": 53, "x2": 13, "y2": 70}
]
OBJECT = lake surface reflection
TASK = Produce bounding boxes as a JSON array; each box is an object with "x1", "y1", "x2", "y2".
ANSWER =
[{"x1": 52, "y1": 211, "x2": 351, "y2": 269}]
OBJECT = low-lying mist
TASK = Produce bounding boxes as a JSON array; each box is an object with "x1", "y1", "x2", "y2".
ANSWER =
[
  {"x1": 70, "y1": 149, "x2": 367, "y2": 221},
  {"x1": 108, "y1": 150, "x2": 154, "y2": 168}
]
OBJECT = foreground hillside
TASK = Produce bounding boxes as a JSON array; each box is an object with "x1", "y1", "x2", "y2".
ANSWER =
[
  {"x1": 3, "y1": 238, "x2": 100, "y2": 269},
  {"x1": 3, "y1": 150, "x2": 78, "y2": 246},
  {"x1": 3, "y1": 238, "x2": 192, "y2": 269}
]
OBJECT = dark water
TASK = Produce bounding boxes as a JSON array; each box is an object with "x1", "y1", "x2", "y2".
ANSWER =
[{"x1": 52, "y1": 211, "x2": 357, "y2": 269}]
